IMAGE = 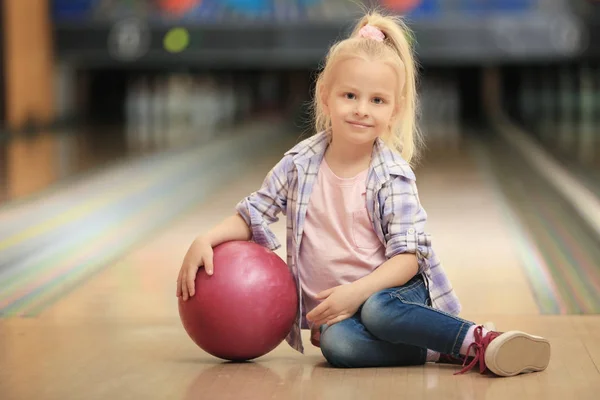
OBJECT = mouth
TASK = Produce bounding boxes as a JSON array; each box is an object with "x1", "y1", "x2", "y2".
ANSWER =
[{"x1": 346, "y1": 121, "x2": 373, "y2": 129}]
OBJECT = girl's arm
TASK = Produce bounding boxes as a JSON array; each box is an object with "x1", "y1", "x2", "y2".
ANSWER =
[
  {"x1": 178, "y1": 155, "x2": 292, "y2": 300},
  {"x1": 201, "y1": 213, "x2": 252, "y2": 247},
  {"x1": 306, "y1": 254, "x2": 419, "y2": 328},
  {"x1": 353, "y1": 253, "x2": 418, "y2": 300},
  {"x1": 354, "y1": 175, "x2": 431, "y2": 299},
  {"x1": 235, "y1": 154, "x2": 293, "y2": 251}
]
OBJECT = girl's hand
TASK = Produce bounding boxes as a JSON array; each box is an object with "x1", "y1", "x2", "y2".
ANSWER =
[
  {"x1": 176, "y1": 236, "x2": 214, "y2": 301},
  {"x1": 306, "y1": 284, "x2": 366, "y2": 327}
]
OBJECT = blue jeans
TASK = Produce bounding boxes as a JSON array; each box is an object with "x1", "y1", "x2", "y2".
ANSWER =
[{"x1": 319, "y1": 274, "x2": 475, "y2": 368}]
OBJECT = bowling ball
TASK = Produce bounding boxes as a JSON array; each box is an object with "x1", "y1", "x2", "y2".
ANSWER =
[{"x1": 178, "y1": 241, "x2": 298, "y2": 361}]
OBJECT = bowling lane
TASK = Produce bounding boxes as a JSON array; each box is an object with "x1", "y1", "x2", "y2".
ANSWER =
[
  {"x1": 3, "y1": 128, "x2": 573, "y2": 400},
  {"x1": 19, "y1": 131, "x2": 544, "y2": 321}
]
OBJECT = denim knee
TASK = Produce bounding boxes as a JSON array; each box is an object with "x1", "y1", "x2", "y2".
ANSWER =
[
  {"x1": 361, "y1": 291, "x2": 400, "y2": 341},
  {"x1": 319, "y1": 323, "x2": 361, "y2": 368}
]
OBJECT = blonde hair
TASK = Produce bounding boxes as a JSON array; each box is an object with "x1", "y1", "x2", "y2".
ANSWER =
[{"x1": 313, "y1": 11, "x2": 423, "y2": 165}]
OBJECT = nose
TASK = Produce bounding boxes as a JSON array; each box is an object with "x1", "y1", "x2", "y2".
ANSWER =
[{"x1": 354, "y1": 100, "x2": 369, "y2": 117}]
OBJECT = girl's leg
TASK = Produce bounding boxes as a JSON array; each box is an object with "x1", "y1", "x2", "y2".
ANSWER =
[
  {"x1": 360, "y1": 275, "x2": 551, "y2": 377},
  {"x1": 360, "y1": 274, "x2": 473, "y2": 357},
  {"x1": 318, "y1": 313, "x2": 427, "y2": 368}
]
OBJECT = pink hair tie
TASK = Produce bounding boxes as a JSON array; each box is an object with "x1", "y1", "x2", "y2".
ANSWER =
[{"x1": 358, "y1": 24, "x2": 385, "y2": 42}]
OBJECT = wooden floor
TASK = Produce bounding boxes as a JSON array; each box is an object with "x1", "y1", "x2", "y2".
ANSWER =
[{"x1": 1, "y1": 136, "x2": 599, "y2": 400}]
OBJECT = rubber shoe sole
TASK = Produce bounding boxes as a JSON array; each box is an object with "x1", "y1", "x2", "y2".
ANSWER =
[{"x1": 484, "y1": 331, "x2": 551, "y2": 377}]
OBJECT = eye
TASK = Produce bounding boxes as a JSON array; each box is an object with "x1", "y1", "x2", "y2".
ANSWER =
[
  {"x1": 344, "y1": 92, "x2": 356, "y2": 100},
  {"x1": 373, "y1": 97, "x2": 385, "y2": 104}
]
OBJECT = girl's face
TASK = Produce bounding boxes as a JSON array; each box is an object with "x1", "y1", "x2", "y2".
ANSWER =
[{"x1": 321, "y1": 57, "x2": 402, "y2": 148}]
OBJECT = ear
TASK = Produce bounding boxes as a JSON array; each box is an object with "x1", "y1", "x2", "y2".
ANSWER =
[{"x1": 392, "y1": 96, "x2": 404, "y2": 120}]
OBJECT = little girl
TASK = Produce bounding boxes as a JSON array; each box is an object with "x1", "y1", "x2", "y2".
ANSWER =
[{"x1": 176, "y1": 11, "x2": 551, "y2": 377}]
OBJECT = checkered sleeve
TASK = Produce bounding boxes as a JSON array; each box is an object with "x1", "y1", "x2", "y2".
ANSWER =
[
  {"x1": 380, "y1": 176, "x2": 432, "y2": 274},
  {"x1": 235, "y1": 155, "x2": 292, "y2": 251}
]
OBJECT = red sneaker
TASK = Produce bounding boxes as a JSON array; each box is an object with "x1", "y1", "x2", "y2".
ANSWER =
[
  {"x1": 456, "y1": 326, "x2": 551, "y2": 377},
  {"x1": 436, "y1": 322, "x2": 495, "y2": 366}
]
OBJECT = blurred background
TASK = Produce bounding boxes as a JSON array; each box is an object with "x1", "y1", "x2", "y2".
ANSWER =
[
  {"x1": 0, "y1": 0, "x2": 599, "y2": 318},
  {"x1": 0, "y1": 0, "x2": 598, "y2": 201}
]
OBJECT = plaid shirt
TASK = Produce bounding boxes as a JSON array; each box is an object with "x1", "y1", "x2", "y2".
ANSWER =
[{"x1": 236, "y1": 131, "x2": 461, "y2": 353}]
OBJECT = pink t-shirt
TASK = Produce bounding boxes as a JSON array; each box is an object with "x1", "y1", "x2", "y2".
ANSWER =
[{"x1": 298, "y1": 159, "x2": 387, "y2": 321}]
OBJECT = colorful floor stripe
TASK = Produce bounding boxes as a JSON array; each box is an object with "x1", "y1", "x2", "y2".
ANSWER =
[
  {"x1": 471, "y1": 132, "x2": 600, "y2": 314},
  {"x1": 470, "y1": 141, "x2": 566, "y2": 314},
  {"x1": 0, "y1": 122, "x2": 290, "y2": 317}
]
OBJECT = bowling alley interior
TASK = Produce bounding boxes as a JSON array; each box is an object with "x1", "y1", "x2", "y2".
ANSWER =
[{"x1": 1, "y1": 1, "x2": 600, "y2": 399}]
